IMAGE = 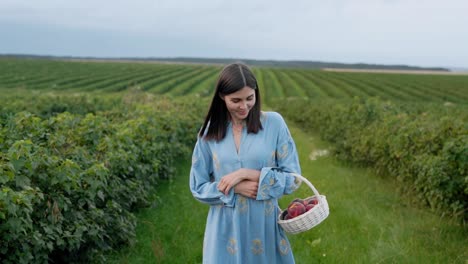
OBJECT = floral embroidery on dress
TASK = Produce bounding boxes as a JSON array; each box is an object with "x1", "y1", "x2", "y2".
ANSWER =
[
  {"x1": 279, "y1": 238, "x2": 289, "y2": 256},
  {"x1": 227, "y1": 238, "x2": 238, "y2": 255},
  {"x1": 286, "y1": 175, "x2": 301, "y2": 193},
  {"x1": 259, "y1": 183, "x2": 269, "y2": 199},
  {"x1": 276, "y1": 143, "x2": 288, "y2": 160},
  {"x1": 251, "y1": 239, "x2": 264, "y2": 255},
  {"x1": 264, "y1": 200, "x2": 274, "y2": 216},
  {"x1": 267, "y1": 150, "x2": 276, "y2": 167},
  {"x1": 237, "y1": 196, "x2": 248, "y2": 213},
  {"x1": 213, "y1": 152, "x2": 220, "y2": 172},
  {"x1": 269, "y1": 177, "x2": 275, "y2": 186}
]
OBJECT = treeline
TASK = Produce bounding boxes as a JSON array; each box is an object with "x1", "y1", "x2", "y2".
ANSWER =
[
  {"x1": 0, "y1": 54, "x2": 449, "y2": 71},
  {"x1": 275, "y1": 98, "x2": 467, "y2": 222},
  {"x1": 0, "y1": 91, "x2": 206, "y2": 263}
]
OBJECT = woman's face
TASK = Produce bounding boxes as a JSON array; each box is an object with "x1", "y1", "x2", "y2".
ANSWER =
[{"x1": 222, "y1": 86, "x2": 256, "y2": 123}]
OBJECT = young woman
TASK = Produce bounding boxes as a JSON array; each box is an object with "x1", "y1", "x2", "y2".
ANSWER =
[{"x1": 189, "y1": 63, "x2": 302, "y2": 263}]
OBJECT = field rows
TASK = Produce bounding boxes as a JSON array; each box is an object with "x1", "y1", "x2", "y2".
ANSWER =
[{"x1": 1, "y1": 58, "x2": 468, "y2": 103}]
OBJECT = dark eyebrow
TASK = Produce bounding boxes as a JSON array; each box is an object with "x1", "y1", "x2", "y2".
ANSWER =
[{"x1": 230, "y1": 92, "x2": 255, "y2": 100}]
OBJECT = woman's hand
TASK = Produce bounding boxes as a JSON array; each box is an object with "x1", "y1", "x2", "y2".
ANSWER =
[
  {"x1": 242, "y1": 168, "x2": 260, "y2": 182},
  {"x1": 218, "y1": 170, "x2": 244, "y2": 195},
  {"x1": 234, "y1": 180, "x2": 258, "y2": 199},
  {"x1": 218, "y1": 168, "x2": 260, "y2": 195}
]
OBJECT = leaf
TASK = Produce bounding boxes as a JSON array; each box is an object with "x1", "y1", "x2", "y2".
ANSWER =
[
  {"x1": 308, "y1": 238, "x2": 321, "y2": 247},
  {"x1": 97, "y1": 190, "x2": 105, "y2": 201},
  {"x1": 10, "y1": 158, "x2": 26, "y2": 172},
  {"x1": 15, "y1": 174, "x2": 31, "y2": 188}
]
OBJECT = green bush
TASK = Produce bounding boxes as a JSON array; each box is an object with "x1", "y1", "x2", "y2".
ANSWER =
[
  {"x1": 0, "y1": 94, "x2": 205, "y2": 263},
  {"x1": 275, "y1": 98, "x2": 468, "y2": 222}
]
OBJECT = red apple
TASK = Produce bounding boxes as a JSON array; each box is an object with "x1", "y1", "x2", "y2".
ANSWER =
[
  {"x1": 305, "y1": 204, "x2": 315, "y2": 211},
  {"x1": 287, "y1": 202, "x2": 306, "y2": 218},
  {"x1": 304, "y1": 197, "x2": 319, "y2": 206}
]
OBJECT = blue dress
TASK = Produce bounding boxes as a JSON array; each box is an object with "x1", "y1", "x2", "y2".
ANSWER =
[{"x1": 189, "y1": 111, "x2": 302, "y2": 264}]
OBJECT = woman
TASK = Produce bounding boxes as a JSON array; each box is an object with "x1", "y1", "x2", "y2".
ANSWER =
[{"x1": 189, "y1": 63, "x2": 302, "y2": 263}]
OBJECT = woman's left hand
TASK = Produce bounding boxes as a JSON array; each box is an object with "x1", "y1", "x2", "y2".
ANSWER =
[
  {"x1": 218, "y1": 170, "x2": 245, "y2": 195},
  {"x1": 218, "y1": 169, "x2": 260, "y2": 195}
]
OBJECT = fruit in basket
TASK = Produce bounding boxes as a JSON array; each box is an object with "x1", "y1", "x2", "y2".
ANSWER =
[
  {"x1": 281, "y1": 197, "x2": 320, "y2": 220},
  {"x1": 287, "y1": 201, "x2": 306, "y2": 218},
  {"x1": 292, "y1": 198, "x2": 304, "y2": 204},
  {"x1": 304, "y1": 197, "x2": 319, "y2": 206},
  {"x1": 305, "y1": 204, "x2": 315, "y2": 211}
]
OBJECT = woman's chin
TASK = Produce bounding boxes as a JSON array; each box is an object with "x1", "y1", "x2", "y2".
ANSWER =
[{"x1": 237, "y1": 113, "x2": 248, "y2": 119}]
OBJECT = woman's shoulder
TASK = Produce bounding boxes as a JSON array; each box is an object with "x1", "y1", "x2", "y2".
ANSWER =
[{"x1": 261, "y1": 111, "x2": 286, "y2": 127}]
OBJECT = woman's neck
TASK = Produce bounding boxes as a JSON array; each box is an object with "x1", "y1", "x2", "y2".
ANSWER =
[
  {"x1": 229, "y1": 114, "x2": 245, "y2": 126},
  {"x1": 231, "y1": 118, "x2": 245, "y2": 126}
]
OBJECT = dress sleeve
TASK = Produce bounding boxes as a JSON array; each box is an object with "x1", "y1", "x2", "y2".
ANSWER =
[
  {"x1": 189, "y1": 137, "x2": 236, "y2": 207},
  {"x1": 256, "y1": 114, "x2": 302, "y2": 201}
]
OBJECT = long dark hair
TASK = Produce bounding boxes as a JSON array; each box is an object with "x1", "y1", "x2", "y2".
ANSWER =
[{"x1": 199, "y1": 63, "x2": 262, "y2": 141}]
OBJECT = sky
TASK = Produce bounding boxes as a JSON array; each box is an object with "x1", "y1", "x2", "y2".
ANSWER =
[{"x1": 1, "y1": 0, "x2": 468, "y2": 69}]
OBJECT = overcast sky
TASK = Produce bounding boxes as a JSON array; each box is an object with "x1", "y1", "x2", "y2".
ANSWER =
[{"x1": 1, "y1": 0, "x2": 467, "y2": 68}]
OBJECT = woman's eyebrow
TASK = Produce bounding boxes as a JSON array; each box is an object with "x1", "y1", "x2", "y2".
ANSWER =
[{"x1": 232, "y1": 94, "x2": 254, "y2": 99}]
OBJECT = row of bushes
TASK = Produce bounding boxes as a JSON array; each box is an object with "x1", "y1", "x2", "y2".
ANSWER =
[
  {"x1": 0, "y1": 91, "x2": 123, "y2": 119},
  {"x1": 275, "y1": 98, "x2": 467, "y2": 222},
  {"x1": 0, "y1": 92, "x2": 205, "y2": 263}
]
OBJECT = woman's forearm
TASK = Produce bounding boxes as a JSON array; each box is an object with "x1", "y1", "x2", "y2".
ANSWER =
[{"x1": 241, "y1": 168, "x2": 260, "y2": 182}]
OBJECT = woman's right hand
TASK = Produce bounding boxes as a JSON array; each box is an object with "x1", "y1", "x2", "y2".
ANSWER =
[{"x1": 234, "y1": 180, "x2": 258, "y2": 199}]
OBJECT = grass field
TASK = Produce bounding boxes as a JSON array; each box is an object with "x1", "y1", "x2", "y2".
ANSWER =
[{"x1": 107, "y1": 122, "x2": 467, "y2": 264}]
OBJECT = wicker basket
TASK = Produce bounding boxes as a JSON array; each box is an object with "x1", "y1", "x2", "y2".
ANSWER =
[{"x1": 278, "y1": 173, "x2": 329, "y2": 234}]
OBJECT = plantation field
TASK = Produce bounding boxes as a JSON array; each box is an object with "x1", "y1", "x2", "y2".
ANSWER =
[
  {"x1": 1, "y1": 57, "x2": 467, "y2": 263},
  {"x1": 1, "y1": 58, "x2": 468, "y2": 104}
]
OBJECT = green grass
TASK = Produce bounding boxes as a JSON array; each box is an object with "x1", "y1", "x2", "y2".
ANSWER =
[
  {"x1": 107, "y1": 160, "x2": 208, "y2": 264},
  {"x1": 108, "y1": 122, "x2": 467, "y2": 264}
]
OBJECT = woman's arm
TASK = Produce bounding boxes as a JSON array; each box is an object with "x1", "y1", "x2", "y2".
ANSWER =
[
  {"x1": 189, "y1": 138, "x2": 237, "y2": 206},
  {"x1": 234, "y1": 180, "x2": 258, "y2": 199},
  {"x1": 256, "y1": 113, "x2": 302, "y2": 201},
  {"x1": 218, "y1": 168, "x2": 260, "y2": 195}
]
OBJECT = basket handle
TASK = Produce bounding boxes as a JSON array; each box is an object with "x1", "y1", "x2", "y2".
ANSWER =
[{"x1": 290, "y1": 173, "x2": 325, "y2": 205}]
